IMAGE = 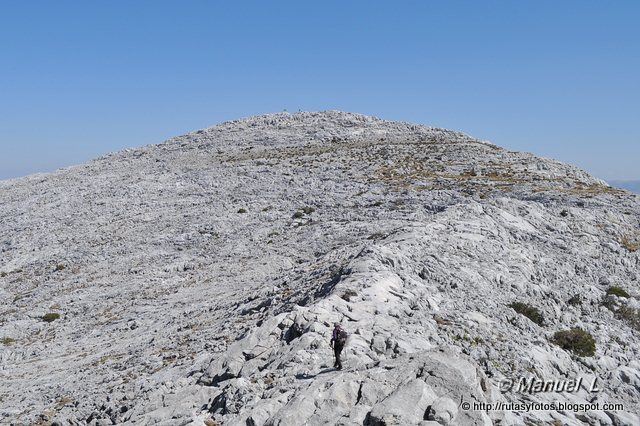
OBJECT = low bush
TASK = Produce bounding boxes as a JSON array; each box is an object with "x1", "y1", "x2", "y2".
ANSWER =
[
  {"x1": 237, "y1": 208, "x2": 247, "y2": 214},
  {"x1": 42, "y1": 313, "x2": 60, "y2": 323},
  {"x1": 606, "y1": 286, "x2": 630, "y2": 298},
  {"x1": 509, "y1": 302, "x2": 544, "y2": 326},
  {"x1": 552, "y1": 328, "x2": 596, "y2": 357},
  {"x1": 1, "y1": 337, "x2": 15, "y2": 345}
]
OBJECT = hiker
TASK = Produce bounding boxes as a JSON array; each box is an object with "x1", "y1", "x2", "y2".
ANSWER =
[{"x1": 330, "y1": 323, "x2": 348, "y2": 370}]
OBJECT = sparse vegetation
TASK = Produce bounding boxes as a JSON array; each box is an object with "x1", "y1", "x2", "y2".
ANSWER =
[
  {"x1": 606, "y1": 286, "x2": 630, "y2": 298},
  {"x1": 616, "y1": 305, "x2": 640, "y2": 331},
  {"x1": 54, "y1": 264, "x2": 66, "y2": 272},
  {"x1": 451, "y1": 333, "x2": 483, "y2": 345},
  {"x1": 433, "y1": 315, "x2": 451, "y2": 326},
  {"x1": 367, "y1": 232, "x2": 385, "y2": 240},
  {"x1": 602, "y1": 290, "x2": 640, "y2": 331},
  {"x1": 509, "y1": 302, "x2": 544, "y2": 326},
  {"x1": 621, "y1": 235, "x2": 639, "y2": 252},
  {"x1": 552, "y1": 328, "x2": 596, "y2": 357},
  {"x1": 301, "y1": 206, "x2": 316, "y2": 215},
  {"x1": 55, "y1": 397, "x2": 74, "y2": 408},
  {"x1": 42, "y1": 313, "x2": 60, "y2": 323},
  {"x1": 452, "y1": 333, "x2": 469, "y2": 342},
  {"x1": 1, "y1": 337, "x2": 15, "y2": 346}
]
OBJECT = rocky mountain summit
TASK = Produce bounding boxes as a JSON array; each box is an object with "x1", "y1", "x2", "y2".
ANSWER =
[{"x1": 1, "y1": 111, "x2": 639, "y2": 425}]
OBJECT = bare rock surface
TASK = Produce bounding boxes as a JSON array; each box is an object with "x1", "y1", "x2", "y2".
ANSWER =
[{"x1": 1, "y1": 111, "x2": 639, "y2": 425}]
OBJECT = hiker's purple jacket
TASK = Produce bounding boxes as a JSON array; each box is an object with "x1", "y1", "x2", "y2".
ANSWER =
[{"x1": 331, "y1": 327, "x2": 341, "y2": 341}]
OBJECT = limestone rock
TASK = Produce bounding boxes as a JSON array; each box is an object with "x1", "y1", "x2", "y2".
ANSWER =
[{"x1": 0, "y1": 112, "x2": 638, "y2": 425}]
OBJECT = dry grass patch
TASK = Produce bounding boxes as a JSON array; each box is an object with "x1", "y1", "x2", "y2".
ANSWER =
[
  {"x1": 1, "y1": 337, "x2": 16, "y2": 346},
  {"x1": 621, "y1": 235, "x2": 639, "y2": 252}
]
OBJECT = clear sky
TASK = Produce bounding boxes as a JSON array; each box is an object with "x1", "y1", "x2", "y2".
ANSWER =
[{"x1": 1, "y1": 1, "x2": 638, "y2": 181}]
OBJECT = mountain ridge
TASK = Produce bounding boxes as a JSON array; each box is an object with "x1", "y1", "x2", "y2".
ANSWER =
[{"x1": 0, "y1": 111, "x2": 638, "y2": 425}]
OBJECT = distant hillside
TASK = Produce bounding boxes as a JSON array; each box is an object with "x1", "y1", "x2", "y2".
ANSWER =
[{"x1": 610, "y1": 180, "x2": 640, "y2": 194}]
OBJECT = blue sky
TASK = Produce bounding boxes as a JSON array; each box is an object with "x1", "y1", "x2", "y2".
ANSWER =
[{"x1": 1, "y1": 1, "x2": 638, "y2": 180}]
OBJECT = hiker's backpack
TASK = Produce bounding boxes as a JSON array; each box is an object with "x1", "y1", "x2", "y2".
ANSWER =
[{"x1": 337, "y1": 329, "x2": 348, "y2": 345}]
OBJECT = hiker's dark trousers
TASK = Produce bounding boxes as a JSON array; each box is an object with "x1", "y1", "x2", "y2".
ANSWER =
[{"x1": 334, "y1": 343, "x2": 344, "y2": 369}]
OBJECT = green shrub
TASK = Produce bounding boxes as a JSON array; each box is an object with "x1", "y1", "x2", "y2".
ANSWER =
[
  {"x1": 237, "y1": 208, "x2": 247, "y2": 214},
  {"x1": 509, "y1": 302, "x2": 544, "y2": 326},
  {"x1": 55, "y1": 264, "x2": 66, "y2": 271},
  {"x1": 552, "y1": 328, "x2": 596, "y2": 357},
  {"x1": 292, "y1": 211, "x2": 304, "y2": 219},
  {"x1": 1, "y1": 337, "x2": 15, "y2": 345},
  {"x1": 606, "y1": 286, "x2": 630, "y2": 298},
  {"x1": 301, "y1": 207, "x2": 316, "y2": 215},
  {"x1": 42, "y1": 313, "x2": 60, "y2": 323}
]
